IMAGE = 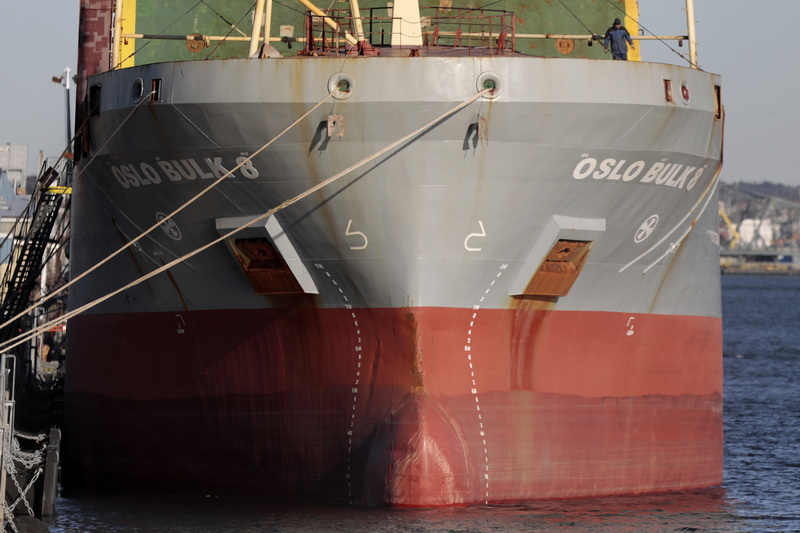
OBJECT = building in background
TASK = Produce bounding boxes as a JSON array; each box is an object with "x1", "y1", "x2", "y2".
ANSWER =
[
  {"x1": 0, "y1": 146, "x2": 32, "y2": 283},
  {"x1": 0, "y1": 144, "x2": 29, "y2": 194},
  {"x1": 719, "y1": 182, "x2": 800, "y2": 272}
]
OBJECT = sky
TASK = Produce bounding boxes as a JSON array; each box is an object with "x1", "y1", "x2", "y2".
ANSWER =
[{"x1": 0, "y1": 1, "x2": 796, "y2": 184}]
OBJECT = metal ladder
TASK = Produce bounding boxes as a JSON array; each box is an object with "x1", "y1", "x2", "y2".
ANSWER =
[{"x1": 0, "y1": 189, "x2": 67, "y2": 344}]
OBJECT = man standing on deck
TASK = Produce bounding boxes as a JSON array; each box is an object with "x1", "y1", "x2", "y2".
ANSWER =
[{"x1": 604, "y1": 18, "x2": 635, "y2": 60}]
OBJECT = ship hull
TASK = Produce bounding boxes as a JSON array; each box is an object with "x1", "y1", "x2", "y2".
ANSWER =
[
  {"x1": 64, "y1": 55, "x2": 724, "y2": 505},
  {"x1": 65, "y1": 307, "x2": 721, "y2": 505}
]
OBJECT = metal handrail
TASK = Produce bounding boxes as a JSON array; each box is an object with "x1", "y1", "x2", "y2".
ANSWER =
[{"x1": 303, "y1": 7, "x2": 515, "y2": 55}]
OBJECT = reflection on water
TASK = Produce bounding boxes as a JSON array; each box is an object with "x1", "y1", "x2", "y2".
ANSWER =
[{"x1": 44, "y1": 488, "x2": 753, "y2": 533}]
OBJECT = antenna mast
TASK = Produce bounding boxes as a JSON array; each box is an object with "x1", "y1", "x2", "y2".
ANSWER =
[{"x1": 686, "y1": 0, "x2": 698, "y2": 68}]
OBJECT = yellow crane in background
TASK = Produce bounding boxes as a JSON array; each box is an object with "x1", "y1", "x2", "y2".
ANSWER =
[{"x1": 718, "y1": 204, "x2": 741, "y2": 250}]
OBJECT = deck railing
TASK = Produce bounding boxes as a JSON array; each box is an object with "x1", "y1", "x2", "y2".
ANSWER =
[{"x1": 303, "y1": 7, "x2": 515, "y2": 56}]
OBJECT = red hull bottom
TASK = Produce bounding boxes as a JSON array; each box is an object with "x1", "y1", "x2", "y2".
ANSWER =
[{"x1": 63, "y1": 306, "x2": 722, "y2": 506}]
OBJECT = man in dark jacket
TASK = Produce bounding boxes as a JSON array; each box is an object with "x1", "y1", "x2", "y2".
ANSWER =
[{"x1": 604, "y1": 18, "x2": 635, "y2": 60}]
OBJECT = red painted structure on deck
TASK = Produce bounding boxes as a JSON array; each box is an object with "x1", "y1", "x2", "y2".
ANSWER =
[{"x1": 63, "y1": 307, "x2": 722, "y2": 505}]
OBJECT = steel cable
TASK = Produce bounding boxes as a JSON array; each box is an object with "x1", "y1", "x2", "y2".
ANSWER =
[
  {"x1": 0, "y1": 91, "x2": 331, "y2": 343},
  {"x1": 0, "y1": 88, "x2": 492, "y2": 354}
]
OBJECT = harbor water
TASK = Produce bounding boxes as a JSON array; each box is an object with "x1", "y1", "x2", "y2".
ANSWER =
[{"x1": 41, "y1": 274, "x2": 800, "y2": 532}]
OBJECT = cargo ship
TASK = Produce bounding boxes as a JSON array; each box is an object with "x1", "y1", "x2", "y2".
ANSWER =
[{"x1": 63, "y1": 0, "x2": 724, "y2": 505}]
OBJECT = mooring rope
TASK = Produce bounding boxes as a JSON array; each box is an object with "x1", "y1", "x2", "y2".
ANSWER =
[
  {"x1": 4, "y1": 13, "x2": 359, "y2": 343},
  {"x1": 0, "y1": 92, "x2": 333, "y2": 340},
  {"x1": 0, "y1": 88, "x2": 492, "y2": 354},
  {"x1": 0, "y1": 92, "x2": 156, "y2": 335}
]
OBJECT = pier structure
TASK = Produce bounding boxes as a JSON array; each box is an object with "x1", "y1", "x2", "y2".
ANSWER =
[{"x1": 0, "y1": 150, "x2": 70, "y2": 530}]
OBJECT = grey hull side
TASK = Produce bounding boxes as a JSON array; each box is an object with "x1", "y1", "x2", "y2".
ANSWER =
[{"x1": 70, "y1": 56, "x2": 723, "y2": 318}]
